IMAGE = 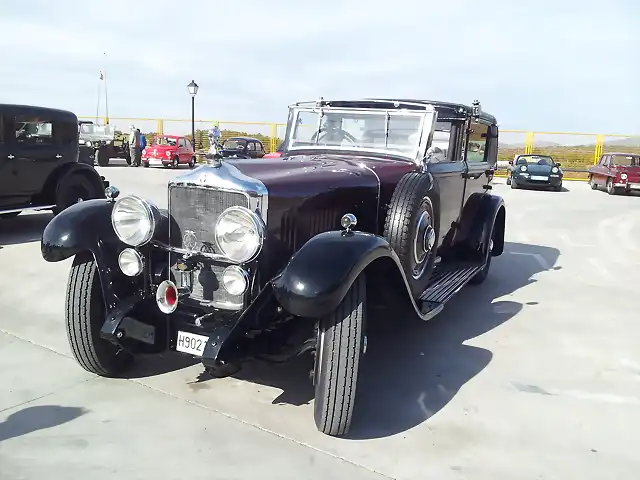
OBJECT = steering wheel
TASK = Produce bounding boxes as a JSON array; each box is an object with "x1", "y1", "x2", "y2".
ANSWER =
[{"x1": 310, "y1": 128, "x2": 357, "y2": 146}]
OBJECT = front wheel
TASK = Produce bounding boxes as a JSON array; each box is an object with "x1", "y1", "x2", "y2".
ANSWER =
[
  {"x1": 66, "y1": 254, "x2": 133, "y2": 376},
  {"x1": 510, "y1": 179, "x2": 518, "y2": 189},
  {"x1": 313, "y1": 274, "x2": 366, "y2": 437},
  {"x1": 506, "y1": 176, "x2": 511, "y2": 186},
  {"x1": 96, "y1": 148, "x2": 110, "y2": 167},
  {"x1": 171, "y1": 156, "x2": 179, "y2": 169},
  {"x1": 606, "y1": 177, "x2": 619, "y2": 195}
]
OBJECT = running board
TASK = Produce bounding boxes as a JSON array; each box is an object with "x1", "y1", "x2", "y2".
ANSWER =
[
  {"x1": 418, "y1": 263, "x2": 483, "y2": 320},
  {"x1": 0, "y1": 204, "x2": 56, "y2": 215}
]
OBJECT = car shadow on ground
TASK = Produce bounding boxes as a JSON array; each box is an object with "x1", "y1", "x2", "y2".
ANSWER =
[
  {"x1": 228, "y1": 241, "x2": 561, "y2": 439},
  {"x1": 0, "y1": 212, "x2": 53, "y2": 247},
  {"x1": 125, "y1": 351, "x2": 200, "y2": 379},
  {"x1": 0, "y1": 405, "x2": 88, "y2": 442}
]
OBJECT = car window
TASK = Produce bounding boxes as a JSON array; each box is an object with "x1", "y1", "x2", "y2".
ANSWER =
[
  {"x1": 224, "y1": 139, "x2": 247, "y2": 149},
  {"x1": 466, "y1": 121, "x2": 489, "y2": 163},
  {"x1": 611, "y1": 154, "x2": 639, "y2": 167},
  {"x1": 247, "y1": 142, "x2": 256, "y2": 151},
  {"x1": 178, "y1": 138, "x2": 185, "y2": 147},
  {"x1": 185, "y1": 139, "x2": 192, "y2": 150},
  {"x1": 15, "y1": 115, "x2": 53, "y2": 146},
  {"x1": 256, "y1": 142, "x2": 264, "y2": 152},
  {"x1": 515, "y1": 155, "x2": 554, "y2": 166},
  {"x1": 600, "y1": 155, "x2": 610, "y2": 166}
]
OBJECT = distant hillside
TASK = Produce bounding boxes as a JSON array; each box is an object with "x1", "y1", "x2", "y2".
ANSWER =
[
  {"x1": 604, "y1": 137, "x2": 640, "y2": 148},
  {"x1": 499, "y1": 140, "x2": 562, "y2": 148}
]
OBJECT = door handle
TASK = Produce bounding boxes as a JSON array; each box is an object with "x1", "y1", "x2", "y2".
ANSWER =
[
  {"x1": 7, "y1": 154, "x2": 15, "y2": 159},
  {"x1": 463, "y1": 171, "x2": 483, "y2": 179},
  {"x1": 56, "y1": 154, "x2": 62, "y2": 158}
]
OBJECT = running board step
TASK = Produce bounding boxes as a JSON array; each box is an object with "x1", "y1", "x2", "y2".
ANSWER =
[{"x1": 418, "y1": 263, "x2": 483, "y2": 317}]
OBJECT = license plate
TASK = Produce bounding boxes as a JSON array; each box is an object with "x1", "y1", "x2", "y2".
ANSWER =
[
  {"x1": 531, "y1": 175, "x2": 549, "y2": 181},
  {"x1": 149, "y1": 158, "x2": 163, "y2": 164},
  {"x1": 176, "y1": 331, "x2": 209, "y2": 356}
]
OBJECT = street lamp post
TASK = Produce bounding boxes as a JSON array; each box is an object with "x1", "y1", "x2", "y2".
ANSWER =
[{"x1": 187, "y1": 80, "x2": 199, "y2": 149}]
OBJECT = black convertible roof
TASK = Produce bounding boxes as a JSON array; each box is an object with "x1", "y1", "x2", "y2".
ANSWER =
[{"x1": 291, "y1": 98, "x2": 497, "y2": 124}]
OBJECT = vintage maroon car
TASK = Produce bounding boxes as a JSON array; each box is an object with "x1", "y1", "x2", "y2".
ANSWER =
[
  {"x1": 142, "y1": 134, "x2": 196, "y2": 168},
  {"x1": 588, "y1": 152, "x2": 640, "y2": 195},
  {"x1": 40, "y1": 98, "x2": 506, "y2": 437}
]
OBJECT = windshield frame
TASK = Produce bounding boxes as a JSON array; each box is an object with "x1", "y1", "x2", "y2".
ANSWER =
[
  {"x1": 284, "y1": 105, "x2": 435, "y2": 164},
  {"x1": 515, "y1": 154, "x2": 555, "y2": 166}
]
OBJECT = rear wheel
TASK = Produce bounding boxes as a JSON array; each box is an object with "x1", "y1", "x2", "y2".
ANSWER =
[
  {"x1": 53, "y1": 172, "x2": 103, "y2": 215},
  {"x1": 589, "y1": 175, "x2": 598, "y2": 190},
  {"x1": 66, "y1": 254, "x2": 133, "y2": 376},
  {"x1": 313, "y1": 274, "x2": 365, "y2": 437},
  {"x1": 189, "y1": 156, "x2": 196, "y2": 168}
]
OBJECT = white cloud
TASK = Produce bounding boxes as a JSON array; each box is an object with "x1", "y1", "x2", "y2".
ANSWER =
[{"x1": 0, "y1": 0, "x2": 638, "y2": 133}]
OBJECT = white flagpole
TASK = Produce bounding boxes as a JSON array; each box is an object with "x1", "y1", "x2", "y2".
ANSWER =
[{"x1": 103, "y1": 53, "x2": 109, "y2": 124}]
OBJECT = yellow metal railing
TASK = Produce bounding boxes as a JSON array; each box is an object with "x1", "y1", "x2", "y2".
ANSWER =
[{"x1": 79, "y1": 117, "x2": 640, "y2": 179}]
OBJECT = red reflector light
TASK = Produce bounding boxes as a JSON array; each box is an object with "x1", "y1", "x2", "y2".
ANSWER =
[
  {"x1": 156, "y1": 280, "x2": 179, "y2": 314},
  {"x1": 165, "y1": 286, "x2": 177, "y2": 306}
]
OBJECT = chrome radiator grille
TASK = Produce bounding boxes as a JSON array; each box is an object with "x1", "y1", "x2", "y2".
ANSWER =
[
  {"x1": 172, "y1": 264, "x2": 243, "y2": 309},
  {"x1": 168, "y1": 185, "x2": 249, "y2": 253}
]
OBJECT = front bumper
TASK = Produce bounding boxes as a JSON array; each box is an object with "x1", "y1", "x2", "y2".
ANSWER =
[
  {"x1": 614, "y1": 181, "x2": 640, "y2": 190},
  {"x1": 142, "y1": 157, "x2": 171, "y2": 166},
  {"x1": 513, "y1": 173, "x2": 562, "y2": 187}
]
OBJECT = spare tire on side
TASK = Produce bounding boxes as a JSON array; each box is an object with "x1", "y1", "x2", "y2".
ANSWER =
[{"x1": 383, "y1": 172, "x2": 439, "y2": 299}]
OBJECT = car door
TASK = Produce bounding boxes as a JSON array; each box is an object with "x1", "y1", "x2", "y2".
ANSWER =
[
  {"x1": 0, "y1": 113, "x2": 20, "y2": 208},
  {"x1": 177, "y1": 138, "x2": 187, "y2": 163},
  {"x1": 462, "y1": 118, "x2": 493, "y2": 204},
  {"x1": 9, "y1": 114, "x2": 57, "y2": 202},
  {"x1": 246, "y1": 141, "x2": 257, "y2": 158},
  {"x1": 426, "y1": 119, "x2": 467, "y2": 247},
  {"x1": 596, "y1": 155, "x2": 610, "y2": 185}
]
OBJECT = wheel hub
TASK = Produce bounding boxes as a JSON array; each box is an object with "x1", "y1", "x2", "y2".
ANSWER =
[{"x1": 412, "y1": 207, "x2": 434, "y2": 279}]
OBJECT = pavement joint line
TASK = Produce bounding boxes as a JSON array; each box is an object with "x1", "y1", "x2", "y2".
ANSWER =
[
  {"x1": 0, "y1": 328, "x2": 72, "y2": 360},
  {"x1": 129, "y1": 378, "x2": 393, "y2": 479},
  {"x1": 0, "y1": 378, "x2": 96, "y2": 415}
]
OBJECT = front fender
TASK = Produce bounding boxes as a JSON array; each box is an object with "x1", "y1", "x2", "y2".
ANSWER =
[
  {"x1": 41, "y1": 199, "x2": 118, "y2": 262},
  {"x1": 271, "y1": 230, "x2": 400, "y2": 318}
]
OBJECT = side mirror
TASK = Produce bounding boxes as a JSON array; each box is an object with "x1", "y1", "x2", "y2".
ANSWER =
[
  {"x1": 555, "y1": 162, "x2": 562, "y2": 167},
  {"x1": 508, "y1": 160, "x2": 513, "y2": 165}
]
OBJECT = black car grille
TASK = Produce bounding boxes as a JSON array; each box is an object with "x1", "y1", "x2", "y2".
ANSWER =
[{"x1": 168, "y1": 185, "x2": 249, "y2": 253}]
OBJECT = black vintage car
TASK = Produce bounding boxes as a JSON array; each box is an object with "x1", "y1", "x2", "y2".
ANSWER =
[
  {"x1": 41, "y1": 98, "x2": 506, "y2": 436},
  {"x1": 221, "y1": 136, "x2": 266, "y2": 159},
  {"x1": 506, "y1": 154, "x2": 563, "y2": 191},
  {"x1": 0, "y1": 104, "x2": 110, "y2": 218}
]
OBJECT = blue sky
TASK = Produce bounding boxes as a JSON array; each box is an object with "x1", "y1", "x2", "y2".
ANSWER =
[{"x1": 0, "y1": 0, "x2": 638, "y2": 135}]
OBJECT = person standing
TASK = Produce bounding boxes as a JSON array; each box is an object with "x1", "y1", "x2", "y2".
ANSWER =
[
  {"x1": 128, "y1": 125, "x2": 141, "y2": 167},
  {"x1": 138, "y1": 128, "x2": 146, "y2": 152}
]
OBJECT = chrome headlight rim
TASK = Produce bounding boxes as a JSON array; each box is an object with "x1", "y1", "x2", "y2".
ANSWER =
[
  {"x1": 118, "y1": 248, "x2": 144, "y2": 277},
  {"x1": 551, "y1": 166, "x2": 559, "y2": 174},
  {"x1": 214, "y1": 206, "x2": 265, "y2": 264},
  {"x1": 519, "y1": 165, "x2": 527, "y2": 172},
  {"x1": 111, "y1": 194, "x2": 158, "y2": 247}
]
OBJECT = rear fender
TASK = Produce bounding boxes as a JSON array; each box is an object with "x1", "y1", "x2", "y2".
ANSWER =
[
  {"x1": 271, "y1": 230, "x2": 406, "y2": 318},
  {"x1": 453, "y1": 193, "x2": 505, "y2": 259}
]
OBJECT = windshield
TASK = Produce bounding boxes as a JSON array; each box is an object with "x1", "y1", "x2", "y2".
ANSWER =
[
  {"x1": 611, "y1": 154, "x2": 639, "y2": 166},
  {"x1": 155, "y1": 136, "x2": 177, "y2": 147},
  {"x1": 223, "y1": 139, "x2": 247, "y2": 149},
  {"x1": 287, "y1": 107, "x2": 428, "y2": 159},
  {"x1": 515, "y1": 155, "x2": 554, "y2": 166}
]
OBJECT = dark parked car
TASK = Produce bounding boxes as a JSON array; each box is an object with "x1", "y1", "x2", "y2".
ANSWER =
[
  {"x1": 588, "y1": 152, "x2": 640, "y2": 195},
  {"x1": 41, "y1": 98, "x2": 506, "y2": 436},
  {"x1": 0, "y1": 104, "x2": 109, "y2": 218},
  {"x1": 221, "y1": 136, "x2": 265, "y2": 159},
  {"x1": 506, "y1": 154, "x2": 563, "y2": 191}
]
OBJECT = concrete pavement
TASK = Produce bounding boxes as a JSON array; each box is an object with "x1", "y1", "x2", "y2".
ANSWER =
[{"x1": 1, "y1": 163, "x2": 639, "y2": 479}]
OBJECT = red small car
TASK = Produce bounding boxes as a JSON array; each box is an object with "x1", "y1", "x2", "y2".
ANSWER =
[
  {"x1": 142, "y1": 135, "x2": 196, "y2": 169},
  {"x1": 588, "y1": 152, "x2": 640, "y2": 195},
  {"x1": 263, "y1": 142, "x2": 284, "y2": 158}
]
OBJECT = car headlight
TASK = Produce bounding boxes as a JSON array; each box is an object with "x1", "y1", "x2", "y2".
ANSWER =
[
  {"x1": 520, "y1": 165, "x2": 527, "y2": 172},
  {"x1": 621, "y1": 173, "x2": 628, "y2": 180},
  {"x1": 111, "y1": 195, "x2": 158, "y2": 246},
  {"x1": 86, "y1": 141, "x2": 92, "y2": 147},
  {"x1": 214, "y1": 206, "x2": 264, "y2": 263},
  {"x1": 166, "y1": 151, "x2": 172, "y2": 158},
  {"x1": 551, "y1": 166, "x2": 559, "y2": 173}
]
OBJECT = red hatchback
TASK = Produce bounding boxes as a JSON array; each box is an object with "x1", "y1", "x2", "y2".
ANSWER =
[
  {"x1": 588, "y1": 152, "x2": 640, "y2": 195},
  {"x1": 142, "y1": 135, "x2": 196, "y2": 169}
]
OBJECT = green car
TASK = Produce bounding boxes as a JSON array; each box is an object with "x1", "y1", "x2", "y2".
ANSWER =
[{"x1": 506, "y1": 154, "x2": 563, "y2": 191}]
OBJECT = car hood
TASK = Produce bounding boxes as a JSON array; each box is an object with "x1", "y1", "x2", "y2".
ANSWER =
[
  {"x1": 520, "y1": 164, "x2": 556, "y2": 174},
  {"x1": 147, "y1": 145, "x2": 176, "y2": 151}
]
